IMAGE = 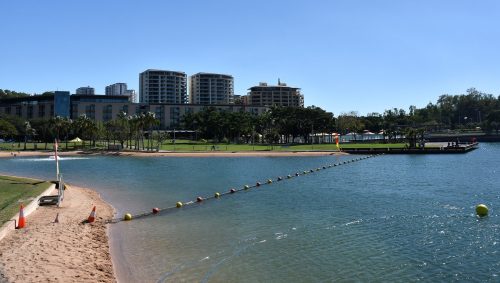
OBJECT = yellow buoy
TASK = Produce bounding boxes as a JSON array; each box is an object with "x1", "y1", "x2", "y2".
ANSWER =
[
  {"x1": 476, "y1": 204, "x2": 489, "y2": 217},
  {"x1": 215, "y1": 192, "x2": 221, "y2": 198},
  {"x1": 176, "y1": 201, "x2": 183, "y2": 208},
  {"x1": 244, "y1": 185, "x2": 250, "y2": 190},
  {"x1": 124, "y1": 213, "x2": 132, "y2": 221},
  {"x1": 267, "y1": 179, "x2": 273, "y2": 184}
]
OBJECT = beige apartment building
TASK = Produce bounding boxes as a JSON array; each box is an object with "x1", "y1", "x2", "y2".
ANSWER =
[{"x1": 245, "y1": 81, "x2": 304, "y2": 107}]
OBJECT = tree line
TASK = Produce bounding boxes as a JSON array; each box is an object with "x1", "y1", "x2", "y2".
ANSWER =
[
  {"x1": 0, "y1": 113, "x2": 162, "y2": 151},
  {"x1": 0, "y1": 88, "x2": 499, "y2": 148}
]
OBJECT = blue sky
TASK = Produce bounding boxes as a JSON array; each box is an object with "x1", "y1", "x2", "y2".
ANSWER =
[{"x1": 1, "y1": 0, "x2": 499, "y2": 115}]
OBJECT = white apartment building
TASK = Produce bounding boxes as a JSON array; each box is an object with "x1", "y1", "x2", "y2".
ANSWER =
[
  {"x1": 139, "y1": 69, "x2": 187, "y2": 104},
  {"x1": 189, "y1": 73, "x2": 234, "y2": 104},
  {"x1": 105, "y1": 83, "x2": 137, "y2": 102}
]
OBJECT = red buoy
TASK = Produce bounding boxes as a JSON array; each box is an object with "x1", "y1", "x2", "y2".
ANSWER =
[
  {"x1": 230, "y1": 188, "x2": 236, "y2": 193},
  {"x1": 152, "y1": 207, "x2": 160, "y2": 214},
  {"x1": 197, "y1": 196, "x2": 203, "y2": 202}
]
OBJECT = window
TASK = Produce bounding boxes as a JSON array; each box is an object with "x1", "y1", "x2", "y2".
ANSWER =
[
  {"x1": 85, "y1": 104, "x2": 96, "y2": 120},
  {"x1": 103, "y1": 105, "x2": 113, "y2": 122},
  {"x1": 38, "y1": 105, "x2": 45, "y2": 117},
  {"x1": 28, "y1": 106, "x2": 33, "y2": 119}
]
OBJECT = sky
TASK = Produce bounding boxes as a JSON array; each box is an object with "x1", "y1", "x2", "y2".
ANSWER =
[{"x1": 1, "y1": 0, "x2": 499, "y2": 115}]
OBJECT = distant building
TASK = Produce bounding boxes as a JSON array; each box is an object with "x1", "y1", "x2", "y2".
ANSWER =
[
  {"x1": 0, "y1": 93, "x2": 267, "y2": 129},
  {"x1": 70, "y1": 94, "x2": 132, "y2": 122},
  {"x1": 105, "y1": 83, "x2": 127, "y2": 96},
  {"x1": 75, "y1": 86, "x2": 95, "y2": 95},
  {"x1": 105, "y1": 83, "x2": 137, "y2": 103},
  {"x1": 139, "y1": 69, "x2": 187, "y2": 104},
  {"x1": 245, "y1": 80, "x2": 304, "y2": 107},
  {"x1": 0, "y1": 91, "x2": 71, "y2": 119},
  {"x1": 189, "y1": 73, "x2": 234, "y2": 104}
]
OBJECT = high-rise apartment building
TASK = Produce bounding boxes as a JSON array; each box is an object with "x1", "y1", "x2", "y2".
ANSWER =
[
  {"x1": 105, "y1": 83, "x2": 137, "y2": 102},
  {"x1": 189, "y1": 73, "x2": 234, "y2": 104},
  {"x1": 245, "y1": 80, "x2": 304, "y2": 107},
  {"x1": 76, "y1": 86, "x2": 95, "y2": 95},
  {"x1": 105, "y1": 83, "x2": 127, "y2": 96},
  {"x1": 139, "y1": 69, "x2": 187, "y2": 104}
]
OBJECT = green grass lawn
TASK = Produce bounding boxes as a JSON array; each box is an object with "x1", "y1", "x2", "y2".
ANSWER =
[
  {"x1": 156, "y1": 142, "x2": 409, "y2": 152},
  {"x1": 0, "y1": 140, "x2": 412, "y2": 153},
  {"x1": 0, "y1": 175, "x2": 52, "y2": 225}
]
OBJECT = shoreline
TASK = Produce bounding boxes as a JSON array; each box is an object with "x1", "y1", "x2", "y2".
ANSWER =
[
  {"x1": 0, "y1": 183, "x2": 116, "y2": 282},
  {"x1": 0, "y1": 149, "x2": 348, "y2": 158}
]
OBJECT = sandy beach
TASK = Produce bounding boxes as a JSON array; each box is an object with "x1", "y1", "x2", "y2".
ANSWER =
[
  {"x1": 0, "y1": 184, "x2": 115, "y2": 282},
  {"x1": 0, "y1": 149, "x2": 347, "y2": 159}
]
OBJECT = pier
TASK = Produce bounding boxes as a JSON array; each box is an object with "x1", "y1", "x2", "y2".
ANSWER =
[{"x1": 342, "y1": 142, "x2": 479, "y2": 154}]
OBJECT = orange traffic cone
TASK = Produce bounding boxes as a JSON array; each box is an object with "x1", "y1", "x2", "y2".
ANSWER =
[
  {"x1": 17, "y1": 204, "x2": 25, "y2": 229},
  {"x1": 87, "y1": 206, "x2": 96, "y2": 223},
  {"x1": 54, "y1": 213, "x2": 59, "y2": 223}
]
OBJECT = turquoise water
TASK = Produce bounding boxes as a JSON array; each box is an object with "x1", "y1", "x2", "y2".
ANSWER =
[{"x1": 1, "y1": 144, "x2": 499, "y2": 282}]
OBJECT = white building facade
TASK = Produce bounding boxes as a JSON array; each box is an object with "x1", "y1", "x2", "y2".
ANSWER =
[
  {"x1": 139, "y1": 69, "x2": 187, "y2": 104},
  {"x1": 105, "y1": 83, "x2": 137, "y2": 102},
  {"x1": 76, "y1": 86, "x2": 95, "y2": 95},
  {"x1": 189, "y1": 73, "x2": 234, "y2": 104}
]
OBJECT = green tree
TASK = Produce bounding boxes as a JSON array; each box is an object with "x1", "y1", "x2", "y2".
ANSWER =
[
  {"x1": 0, "y1": 119, "x2": 18, "y2": 140},
  {"x1": 486, "y1": 110, "x2": 500, "y2": 134}
]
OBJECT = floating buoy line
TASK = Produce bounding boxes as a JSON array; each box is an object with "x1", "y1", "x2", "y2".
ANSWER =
[{"x1": 107, "y1": 153, "x2": 384, "y2": 224}]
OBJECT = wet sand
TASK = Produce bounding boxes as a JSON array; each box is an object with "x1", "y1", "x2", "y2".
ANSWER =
[{"x1": 0, "y1": 184, "x2": 115, "y2": 282}]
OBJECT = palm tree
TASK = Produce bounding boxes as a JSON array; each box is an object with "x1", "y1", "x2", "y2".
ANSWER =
[
  {"x1": 143, "y1": 112, "x2": 159, "y2": 151},
  {"x1": 49, "y1": 116, "x2": 65, "y2": 141},
  {"x1": 115, "y1": 111, "x2": 130, "y2": 149},
  {"x1": 23, "y1": 121, "x2": 36, "y2": 150},
  {"x1": 128, "y1": 114, "x2": 144, "y2": 150},
  {"x1": 61, "y1": 118, "x2": 72, "y2": 149}
]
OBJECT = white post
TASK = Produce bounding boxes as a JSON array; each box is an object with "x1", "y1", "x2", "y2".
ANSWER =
[
  {"x1": 57, "y1": 174, "x2": 64, "y2": 207},
  {"x1": 54, "y1": 139, "x2": 59, "y2": 180}
]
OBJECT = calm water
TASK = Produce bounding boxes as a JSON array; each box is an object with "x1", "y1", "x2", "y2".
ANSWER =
[{"x1": 1, "y1": 144, "x2": 499, "y2": 282}]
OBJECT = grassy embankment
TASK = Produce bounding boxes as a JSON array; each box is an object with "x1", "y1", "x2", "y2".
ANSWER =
[
  {"x1": 0, "y1": 141, "x2": 410, "y2": 152},
  {"x1": 0, "y1": 175, "x2": 52, "y2": 225}
]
